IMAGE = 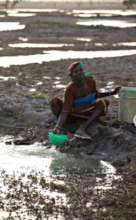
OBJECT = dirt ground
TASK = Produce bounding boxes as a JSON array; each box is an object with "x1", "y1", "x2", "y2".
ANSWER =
[{"x1": 0, "y1": 8, "x2": 136, "y2": 219}]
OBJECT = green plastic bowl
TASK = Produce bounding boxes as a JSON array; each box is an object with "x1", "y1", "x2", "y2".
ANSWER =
[{"x1": 48, "y1": 132, "x2": 69, "y2": 146}]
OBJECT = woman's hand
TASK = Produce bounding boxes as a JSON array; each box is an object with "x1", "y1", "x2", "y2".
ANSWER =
[
  {"x1": 112, "y1": 86, "x2": 121, "y2": 95},
  {"x1": 53, "y1": 126, "x2": 65, "y2": 134}
]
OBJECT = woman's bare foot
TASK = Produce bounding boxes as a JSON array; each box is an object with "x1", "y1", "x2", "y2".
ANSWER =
[{"x1": 74, "y1": 128, "x2": 92, "y2": 140}]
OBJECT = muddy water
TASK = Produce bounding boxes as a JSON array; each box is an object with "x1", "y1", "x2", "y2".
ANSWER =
[
  {"x1": 9, "y1": 43, "x2": 74, "y2": 48},
  {"x1": 0, "y1": 49, "x2": 136, "y2": 67},
  {"x1": 72, "y1": 9, "x2": 136, "y2": 16},
  {"x1": 0, "y1": 22, "x2": 25, "y2": 31},
  {"x1": 0, "y1": 135, "x2": 120, "y2": 186},
  {"x1": 77, "y1": 19, "x2": 136, "y2": 28},
  {"x1": 0, "y1": 135, "x2": 121, "y2": 219}
]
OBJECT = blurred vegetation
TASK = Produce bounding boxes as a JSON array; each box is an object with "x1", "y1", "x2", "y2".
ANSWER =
[
  {"x1": 32, "y1": 91, "x2": 48, "y2": 100},
  {"x1": 123, "y1": 0, "x2": 136, "y2": 8},
  {"x1": 0, "y1": 0, "x2": 136, "y2": 9},
  {"x1": 0, "y1": 0, "x2": 22, "y2": 9}
]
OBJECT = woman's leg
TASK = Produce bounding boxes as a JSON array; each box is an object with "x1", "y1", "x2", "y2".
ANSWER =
[
  {"x1": 83, "y1": 99, "x2": 109, "y2": 129},
  {"x1": 50, "y1": 97, "x2": 63, "y2": 118},
  {"x1": 75, "y1": 99, "x2": 109, "y2": 139}
]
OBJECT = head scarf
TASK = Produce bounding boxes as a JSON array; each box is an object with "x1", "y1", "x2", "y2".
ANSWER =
[{"x1": 68, "y1": 62, "x2": 84, "y2": 74}]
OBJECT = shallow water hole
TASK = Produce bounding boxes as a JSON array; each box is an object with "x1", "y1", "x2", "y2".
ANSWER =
[{"x1": 0, "y1": 135, "x2": 122, "y2": 219}]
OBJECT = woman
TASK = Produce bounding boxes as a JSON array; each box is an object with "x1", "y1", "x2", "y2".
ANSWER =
[{"x1": 50, "y1": 61, "x2": 120, "y2": 139}]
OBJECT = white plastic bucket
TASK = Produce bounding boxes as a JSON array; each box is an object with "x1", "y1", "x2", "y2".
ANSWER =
[{"x1": 119, "y1": 87, "x2": 136, "y2": 123}]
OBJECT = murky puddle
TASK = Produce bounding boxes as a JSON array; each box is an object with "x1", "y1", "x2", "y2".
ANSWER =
[
  {"x1": 9, "y1": 43, "x2": 74, "y2": 48},
  {"x1": 0, "y1": 135, "x2": 120, "y2": 219},
  {"x1": 94, "y1": 42, "x2": 136, "y2": 47},
  {"x1": 0, "y1": 76, "x2": 16, "y2": 81},
  {"x1": 7, "y1": 10, "x2": 36, "y2": 17},
  {"x1": 0, "y1": 138, "x2": 120, "y2": 193},
  {"x1": 74, "y1": 8, "x2": 136, "y2": 28},
  {"x1": 75, "y1": 37, "x2": 92, "y2": 42},
  {"x1": 73, "y1": 9, "x2": 136, "y2": 17},
  {"x1": 0, "y1": 49, "x2": 136, "y2": 67},
  {"x1": 77, "y1": 19, "x2": 136, "y2": 28},
  {"x1": 7, "y1": 9, "x2": 59, "y2": 13},
  {"x1": 18, "y1": 36, "x2": 28, "y2": 42},
  {"x1": 0, "y1": 22, "x2": 25, "y2": 31},
  {"x1": 0, "y1": 136, "x2": 98, "y2": 174},
  {"x1": 113, "y1": 42, "x2": 136, "y2": 47}
]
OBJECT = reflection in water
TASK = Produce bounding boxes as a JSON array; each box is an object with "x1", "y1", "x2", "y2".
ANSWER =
[
  {"x1": 73, "y1": 9, "x2": 136, "y2": 16},
  {"x1": 43, "y1": 76, "x2": 51, "y2": 79},
  {"x1": 0, "y1": 136, "x2": 120, "y2": 186},
  {"x1": 0, "y1": 76, "x2": 16, "y2": 81},
  {"x1": 36, "y1": 81, "x2": 43, "y2": 86},
  {"x1": 0, "y1": 49, "x2": 136, "y2": 67},
  {"x1": 0, "y1": 136, "x2": 67, "y2": 219},
  {"x1": 0, "y1": 136, "x2": 118, "y2": 183},
  {"x1": 54, "y1": 80, "x2": 61, "y2": 84},
  {"x1": 95, "y1": 160, "x2": 121, "y2": 190},
  {"x1": 0, "y1": 136, "x2": 121, "y2": 219},
  {"x1": 0, "y1": 22, "x2": 25, "y2": 31},
  {"x1": 13, "y1": 9, "x2": 58, "y2": 12},
  {"x1": 53, "y1": 84, "x2": 66, "y2": 89},
  {"x1": 9, "y1": 43, "x2": 74, "y2": 48},
  {"x1": 0, "y1": 137, "x2": 52, "y2": 174},
  {"x1": 75, "y1": 37, "x2": 92, "y2": 42},
  {"x1": 29, "y1": 88, "x2": 36, "y2": 92},
  {"x1": 0, "y1": 136, "x2": 97, "y2": 176},
  {"x1": 53, "y1": 80, "x2": 66, "y2": 89},
  {"x1": 55, "y1": 76, "x2": 61, "y2": 80},
  {"x1": 7, "y1": 10, "x2": 36, "y2": 17},
  {"x1": 113, "y1": 42, "x2": 136, "y2": 47},
  {"x1": 77, "y1": 19, "x2": 136, "y2": 28},
  {"x1": 74, "y1": 13, "x2": 97, "y2": 18},
  {"x1": 18, "y1": 37, "x2": 28, "y2": 42},
  {"x1": 95, "y1": 43, "x2": 104, "y2": 46}
]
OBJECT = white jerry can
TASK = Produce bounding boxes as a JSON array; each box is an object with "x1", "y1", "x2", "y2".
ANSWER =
[{"x1": 119, "y1": 86, "x2": 136, "y2": 124}]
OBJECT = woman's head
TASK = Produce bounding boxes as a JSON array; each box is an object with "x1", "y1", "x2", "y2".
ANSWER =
[{"x1": 68, "y1": 62, "x2": 85, "y2": 85}]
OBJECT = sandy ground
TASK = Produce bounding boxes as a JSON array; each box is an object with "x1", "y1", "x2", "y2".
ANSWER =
[{"x1": 0, "y1": 8, "x2": 136, "y2": 219}]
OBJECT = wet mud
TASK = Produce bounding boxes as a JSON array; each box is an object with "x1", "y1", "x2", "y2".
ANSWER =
[{"x1": 0, "y1": 8, "x2": 136, "y2": 219}]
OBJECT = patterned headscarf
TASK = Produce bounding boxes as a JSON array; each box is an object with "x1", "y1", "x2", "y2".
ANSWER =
[{"x1": 68, "y1": 62, "x2": 84, "y2": 74}]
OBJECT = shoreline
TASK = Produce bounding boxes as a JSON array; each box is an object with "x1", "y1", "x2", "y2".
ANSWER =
[{"x1": 0, "y1": 1, "x2": 135, "y2": 10}]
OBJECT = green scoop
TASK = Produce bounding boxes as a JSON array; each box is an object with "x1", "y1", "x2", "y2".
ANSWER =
[{"x1": 48, "y1": 132, "x2": 69, "y2": 146}]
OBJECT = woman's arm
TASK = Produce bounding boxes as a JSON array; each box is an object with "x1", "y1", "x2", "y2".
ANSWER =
[
  {"x1": 97, "y1": 86, "x2": 121, "y2": 98},
  {"x1": 54, "y1": 85, "x2": 74, "y2": 133},
  {"x1": 54, "y1": 111, "x2": 69, "y2": 133}
]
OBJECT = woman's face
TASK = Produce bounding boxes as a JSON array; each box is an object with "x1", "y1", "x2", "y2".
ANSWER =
[{"x1": 70, "y1": 66, "x2": 85, "y2": 86}]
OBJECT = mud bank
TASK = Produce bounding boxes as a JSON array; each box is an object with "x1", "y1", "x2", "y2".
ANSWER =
[
  {"x1": 0, "y1": 8, "x2": 136, "y2": 219},
  {"x1": 0, "y1": 91, "x2": 135, "y2": 167}
]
